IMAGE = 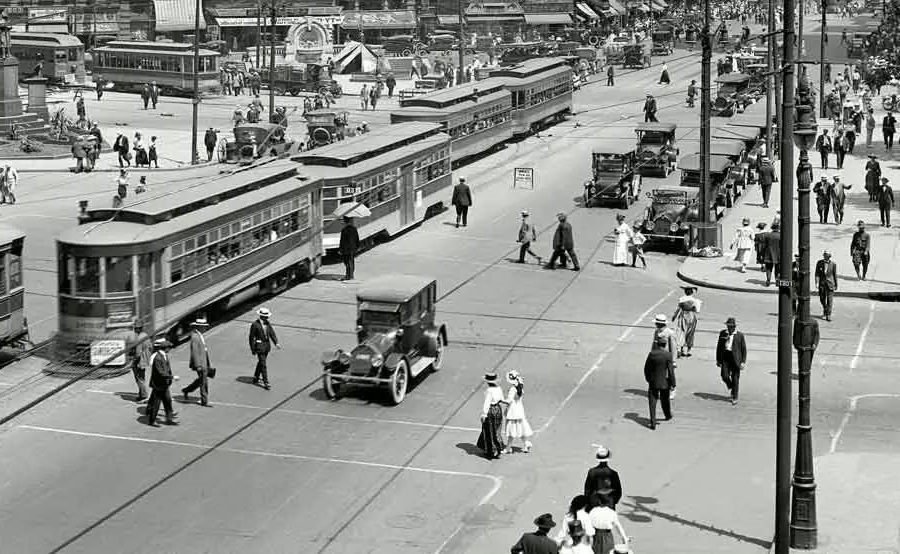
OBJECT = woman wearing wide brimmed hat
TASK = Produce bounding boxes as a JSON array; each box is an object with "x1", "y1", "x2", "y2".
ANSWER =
[
  {"x1": 672, "y1": 286, "x2": 702, "y2": 358},
  {"x1": 476, "y1": 373, "x2": 506, "y2": 459},
  {"x1": 503, "y1": 370, "x2": 533, "y2": 454}
]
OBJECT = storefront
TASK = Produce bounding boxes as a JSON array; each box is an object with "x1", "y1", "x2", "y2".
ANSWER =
[
  {"x1": 464, "y1": 1, "x2": 525, "y2": 40},
  {"x1": 153, "y1": 0, "x2": 205, "y2": 40},
  {"x1": 72, "y1": 12, "x2": 122, "y2": 45},
  {"x1": 210, "y1": 7, "x2": 341, "y2": 54},
  {"x1": 523, "y1": 13, "x2": 573, "y2": 34},
  {"x1": 339, "y1": 10, "x2": 417, "y2": 43},
  {"x1": 574, "y1": 2, "x2": 601, "y2": 23}
]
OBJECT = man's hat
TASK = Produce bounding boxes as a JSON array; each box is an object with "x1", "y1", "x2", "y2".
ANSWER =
[
  {"x1": 823, "y1": 249, "x2": 831, "y2": 256},
  {"x1": 820, "y1": 175, "x2": 828, "y2": 180},
  {"x1": 258, "y1": 307, "x2": 271, "y2": 317},
  {"x1": 725, "y1": 317, "x2": 737, "y2": 325},
  {"x1": 533, "y1": 513, "x2": 556, "y2": 528},
  {"x1": 191, "y1": 316, "x2": 208, "y2": 326},
  {"x1": 654, "y1": 314, "x2": 667, "y2": 324},
  {"x1": 882, "y1": 177, "x2": 889, "y2": 183},
  {"x1": 521, "y1": 209, "x2": 529, "y2": 217},
  {"x1": 868, "y1": 153, "x2": 877, "y2": 158},
  {"x1": 459, "y1": 176, "x2": 466, "y2": 182},
  {"x1": 858, "y1": 219, "x2": 866, "y2": 225},
  {"x1": 594, "y1": 444, "x2": 610, "y2": 460},
  {"x1": 484, "y1": 372, "x2": 498, "y2": 383},
  {"x1": 153, "y1": 337, "x2": 170, "y2": 349},
  {"x1": 612, "y1": 545, "x2": 633, "y2": 554}
]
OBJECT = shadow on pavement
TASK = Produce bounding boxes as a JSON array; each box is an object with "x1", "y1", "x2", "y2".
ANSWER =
[
  {"x1": 692, "y1": 391, "x2": 731, "y2": 403},
  {"x1": 622, "y1": 388, "x2": 648, "y2": 398},
  {"x1": 623, "y1": 411, "x2": 652, "y2": 429},
  {"x1": 456, "y1": 442, "x2": 490, "y2": 459}
]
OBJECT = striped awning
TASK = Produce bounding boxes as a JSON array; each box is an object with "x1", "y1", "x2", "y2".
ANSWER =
[
  {"x1": 154, "y1": 0, "x2": 205, "y2": 32},
  {"x1": 524, "y1": 13, "x2": 573, "y2": 25},
  {"x1": 649, "y1": 0, "x2": 666, "y2": 11},
  {"x1": 576, "y1": 2, "x2": 600, "y2": 19}
]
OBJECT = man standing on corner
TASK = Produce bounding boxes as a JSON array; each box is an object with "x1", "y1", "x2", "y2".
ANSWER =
[
  {"x1": 339, "y1": 216, "x2": 359, "y2": 281},
  {"x1": 147, "y1": 338, "x2": 178, "y2": 426},
  {"x1": 643, "y1": 93, "x2": 658, "y2": 122},
  {"x1": 815, "y1": 250, "x2": 838, "y2": 321},
  {"x1": 877, "y1": 177, "x2": 894, "y2": 227},
  {"x1": 851, "y1": 220, "x2": 871, "y2": 280},
  {"x1": 644, "y1": 337, "x2": 675, "y2": 429},
  {"x1": 583, "y1": 445, "x2": 622, "y2": 509},
  {"x1": 451, "y1": 177, "x2": 472, "y2": 228},
  {"x1": 607, "y1": 64, "x2": 615, "y2": 86},
  {"x1": 129, "y1": 322, "x2": 151, "y2": 402},
  {"x1": 250, "y1": 307, "x2": 280, "y2": 390},
  {"x1": 716, "y1": 317, "x2": 747, "y2": 405},
  {"x1": 182, "y1": 317, "x2": 212, "y2": 407}
]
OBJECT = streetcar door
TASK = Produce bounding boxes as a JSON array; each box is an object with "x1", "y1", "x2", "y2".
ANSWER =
[
  {"x1": 399, "y1": 162, "x2": 415, "y2": 226},
  {"x1": 137, "y1": 253, "x2": 154, "y2": 330}
]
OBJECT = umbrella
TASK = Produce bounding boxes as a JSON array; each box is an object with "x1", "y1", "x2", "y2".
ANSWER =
[{"x1": 332, "y1": 202, "x2": 371, "y2": 219}]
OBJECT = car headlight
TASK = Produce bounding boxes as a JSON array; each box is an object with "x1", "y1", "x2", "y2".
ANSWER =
[
  {"x1": 338, "y1": 350, "x2": 351, "y2": 365},
  {"x1": 669, "y1": 223, "x2": 678, "y2": 233},
  {"x1": 679, "y1": 222, "x2": 690, "y2": 231},
  {"x1": 371, "y1": 352, "x2": 383, "y2": 367},
  {"x1": 644, "y1": 220, "x2": 654, "y2": 230}
]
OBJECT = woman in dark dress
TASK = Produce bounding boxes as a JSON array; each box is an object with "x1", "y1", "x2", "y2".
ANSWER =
[{"x1": 476, "y1": 373, "x2": 505, "y2": 459}]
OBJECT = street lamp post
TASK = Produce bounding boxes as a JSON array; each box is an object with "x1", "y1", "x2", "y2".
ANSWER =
[
  {"x1": 269, "y1": 2, "x2": 277, "y2": 116},
  {"x1": 819, "y1": 0, "x2": 827, "y2": 118},
  {"x1": 790, "y1": 70, "x2": 820, "y2": 549},
  {"x1": 457, "y1": 0, "x2": 466, "y2": 84},
  {"x1": 699, "y1": 0, "x2": 711, "y2": 229},
  {"x1": 190, "y1": 0, "x2": 201, "y2": 165}
]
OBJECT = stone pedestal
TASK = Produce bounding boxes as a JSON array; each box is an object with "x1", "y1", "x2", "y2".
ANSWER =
[
  {"x1": 0, "y1": 56, "x2": 22, "y2": 118},
  {"x1": 24, "y1": 76, "x2": 49, "y2": 122}
]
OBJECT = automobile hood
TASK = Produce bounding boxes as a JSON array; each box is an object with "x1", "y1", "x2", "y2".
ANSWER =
[{"x1": 349, "y1": 332, "x2": 397, "y2": 372}]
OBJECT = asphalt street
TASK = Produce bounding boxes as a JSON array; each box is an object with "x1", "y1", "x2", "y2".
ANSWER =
[{"x1": 1, "y1": 42, "x2": 899, "y2": 554}]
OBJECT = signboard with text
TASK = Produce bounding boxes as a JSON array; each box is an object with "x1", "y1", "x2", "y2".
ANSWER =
[
  {"x1": 215, "y1": 15, "x2": 342, "y2": 27},
  {"x1": 513, "y1": 167, "x2": 534, "y2": 189},
  {"x1": 90, "y1": 339, "x2": 127, "y2": 367}
]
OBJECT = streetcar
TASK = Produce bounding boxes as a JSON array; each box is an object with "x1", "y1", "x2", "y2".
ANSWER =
[
  {"x1": 389, "y1": 79, "x2": 513, "y2": 165},
  {"x1": 55, "y1": 162, "x2": 323, "y2": 357},
  {"x1": 0, "y1": 224, "x2": 28, "y2": 349},
  {"x1": 9, "y1": 33, "x2": 86, "y2": 86},
  {"x1": 488, "y1": 58, "x2": 574, "y2": 135},
  {"x1": 90, "y1": 41, "x2": 221, "y2": 95},
  {"x1": 292, "y1": 122, "x2": 452, "y2": 252}
]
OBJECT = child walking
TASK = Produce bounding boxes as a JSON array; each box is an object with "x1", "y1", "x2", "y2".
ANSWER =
[
  {"x1": 630, "y1": 224, "x2": 648, "y2": 269},
  {"x1": 504, "y1": 370, "x2": 533, "y2": 454}
]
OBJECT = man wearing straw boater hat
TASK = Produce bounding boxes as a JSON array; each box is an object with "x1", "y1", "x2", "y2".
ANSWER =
[
  {"x1": 129, "y1": 321, "x2": 151, "y2": 402},
  {"x1": 249, "y1": 307, "x2": 280, "y2": 390},
  {"x1": 182, "y1": 316, "x2": 212, "y2": 407},
  {"x1": 510, "y1": 513, "x2": 558, "y2": 554},
  {"x1": 146, "y1": 337, "x2": 177, "y2": 426}
]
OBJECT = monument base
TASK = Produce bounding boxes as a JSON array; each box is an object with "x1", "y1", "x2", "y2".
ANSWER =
[
  {"x1": 0, "y1": 57, "x2": 22, "y2": 118},
  {"x1": 0, "y1": 112, "x2": 51, "y2": 137}
]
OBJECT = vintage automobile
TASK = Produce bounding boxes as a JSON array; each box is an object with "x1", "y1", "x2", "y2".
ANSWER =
[
  {"x1": 744, "y1": 63, "x2": 768, "y2": 94},
  {"x1": 679, "y1": 153, "x2": 734, "y2": 217},
  {"x1": 498, "y1": 42, "x2": 545, "y2": 65},
  {"x1": 604, "y1": 44, "x2": 625, "y2": 65},
  {"x1": 638, "y1": 186, "x2": 700, "y2": 253},
  {"x1": 712, "y1": 73, "x2": 753, "y2": 117},
  {"x1": 260, "y1": 63, "x2": 343, "y2": 97},
  {"x1": 304, "y1": 109, "x2": 348, "y2": 149},
  {"x1": 583, "y1": 143, "x2": 641, "y2": 208},
  {"x1": 651, "y1": 30, "x2": 673, "y2": 56},
  {"x1": 634, "y1": 122, "x2": 679, "y2": 176},
  {"x1": 381, "y1": 34, "x2": 429, "y2": 57},
  {"x1": 224, "y1": 122, "x2": 296, "y2": 163},
  {"x1": 623, "y1": 44, "x2": 650, "y2": 69},
  {"x1": 321, "y1": 275, "x2": 448, "y2": 405}
]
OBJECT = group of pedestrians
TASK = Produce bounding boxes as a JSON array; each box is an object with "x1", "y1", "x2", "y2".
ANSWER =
[
  {"x1": 359, "y1": 82, "x2": 383, "y2": 111},
  {"x1": 112, "y1": 131, "x2": 160, "y2": 169},
  {"x1": 139, "y1": 81, "x2": 160, "y2": 110},
  {"x1": 220, "y1": 68, "x2": 262, "y2": 96},
  {"x1": 128, "y1": 308, "x2": 281, "y2": 426}
]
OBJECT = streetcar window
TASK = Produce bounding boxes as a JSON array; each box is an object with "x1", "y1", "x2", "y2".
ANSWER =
[
  {"x1": 105, "y1": 256, "x2": 133, "y2": 295},
  {"x1": 9, "y1": 252, "x2": 21, "y2": 290},
  {"x1": 58, "y1": 253, "x2": 72, "y2": 295},
  {"x1": 0, "y1": 253, "x2": 6, "y2": 296},
  {"x1": 74, "y1": 256, "x2": 101, "y2": 296},
  {"x1": 69, "y1": 48, "x2": 79, "y2": 62}
]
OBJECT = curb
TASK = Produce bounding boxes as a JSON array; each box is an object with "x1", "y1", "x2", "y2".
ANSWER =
[
  {"x1": 18, "y1": 161, "x2": 214, "y2": 173},
  {"x1": 676, "y1": 267, "x2": 900, "y2": 301}
]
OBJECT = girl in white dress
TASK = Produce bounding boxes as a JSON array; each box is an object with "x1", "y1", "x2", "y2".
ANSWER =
[
  {"x1": 730, "y1": 217, "x2": 755, "y2": 272},
  {"x1": 612, "y1": 214, "x2": 633, "y2": 266},
  {"x1": 504, "y1": 370, "x2": 533, "y2": 454}
]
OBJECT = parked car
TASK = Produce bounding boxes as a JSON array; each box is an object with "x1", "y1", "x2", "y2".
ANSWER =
[
  {"x1": 225, "y1": 122, "x2": 296, "y2": 163},
  {"x1": 304, "y1": 109, "x2": 348, "y2": 149},
  {"x1": 583, "y1": 142, "x2": 641, "y2": 208},
  {"x1": 634, "y1": 122, "x2": 679, "y2": 176},
  {"x1": 381, "y1": 34, "x2": 428, "y2": 57},
  {"x1": 321, "y1": 275, "x2": 448, "y2": 405},
  {"x1": 679, "y1": 153, "x2": 734, "y2": 218},
  {"x1": 638, "y1": 187, "x2": 700, "y2": 253},
  {"x1": 623, "y1": 44, "x2": 650, "y2": 69},
  {"x1": 712, "y1": 73, "x2": 753, "y2": 117}
]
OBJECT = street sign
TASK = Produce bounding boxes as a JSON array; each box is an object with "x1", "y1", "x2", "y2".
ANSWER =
[
  {"x1": 513, "y1": 167, "x2": 534, "y2": 189},
  {"x1": 90, "y1": 339, "x2": 127, "y2": 367}
]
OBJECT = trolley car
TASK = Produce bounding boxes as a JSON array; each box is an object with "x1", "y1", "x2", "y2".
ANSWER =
[
  {"x1": 390, "y1": 79, "x2": 513, "y2": 165},
  {"x1": 90, "y1": 41, "x2": 221, "y2": 95},
  {"x1": 292, "y1": 122, "x2": 452, "y2": 251},
  {"x1": 10, "y1": 33, "x2": 86, "y2": 86},
  {"x1": 56, "y1": 162, "x2": 322, "y2": 356},
  {"x1": 488, "y1": 58, "x2": 574, "y2": 134},
  {"x1": 0, "y1": 225, "x2": 28, "y2": 349}
]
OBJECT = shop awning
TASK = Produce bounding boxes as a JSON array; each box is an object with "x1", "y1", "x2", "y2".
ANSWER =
[
  {"x1": 154, "y1": 0, "x2": 205, "y2": 32},
  {"x1": 341, "y1": 10, "x2": 416, "y2": 29},
  {"x1": 524, "y1": 13, "x2": 573, "y2": 25},
  {"x1": 575, "y1": 2, "x2": 600, "y2": 19},
  {"x1": 607, "y1": 0, "x2": 626, "y2": 15},
  {"x1": 465, "y1": 14, "x2": 524, "y2": 21},
  {"x1": 437, "y1": 14, "x2": 460, "y2": 25},
  {"x1": 633, "y1": 4, "x2": 650, "y2": 12},
  {"x1": 650, "y1": 0, "x2": 666, "y2": 11}
]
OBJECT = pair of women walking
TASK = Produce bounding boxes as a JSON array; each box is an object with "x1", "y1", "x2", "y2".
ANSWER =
[{"x1": 477, "y1": 370, "x2": 533, "y2": 459}]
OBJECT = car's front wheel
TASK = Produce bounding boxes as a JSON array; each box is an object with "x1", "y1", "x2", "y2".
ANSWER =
[
  {"x1": 432, "y1": 334, "x2": 444, "y2": 371},
  {"x1": 322, "y1": 372, "x2": 341, "y2": 399},
  {"x1": 390, "y1": 360, "x2": 409, "y2": 404}
]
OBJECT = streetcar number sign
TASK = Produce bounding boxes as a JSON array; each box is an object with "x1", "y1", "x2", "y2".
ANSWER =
[
  {"x1": 513, "y1": 167, "x2": 534, "y2": 189},
  {"x1": 90, "y1": 340, "x2": 127, "y2": 367}
]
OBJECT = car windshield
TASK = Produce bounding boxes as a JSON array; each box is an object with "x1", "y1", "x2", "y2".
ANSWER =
[
  {"x1": 595, "y1": 158, "x2": 624, "y2": 172},
  {"x1": 719, "y1": 84, "x2": 742, "y2": 95},
  {"x1": 640, "y1": 131, "x2": 669, "y2": 144},
  {"x1": 360, "y1": 310, "x2": 400, "y2": 327}
]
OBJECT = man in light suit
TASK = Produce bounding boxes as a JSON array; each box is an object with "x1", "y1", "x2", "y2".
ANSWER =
[
  {"x1": 716, "y1": 317, "x2": 747, "y2": 405},
  {"x1": 182, "y1": 317, "x2": 212, "y2": 406},
  {"x1": 451, "y1": 177, "x2": 472, "y2": 228},
  {"x1": 815, "y1": 250, "x2": 838, "y2": 321}
]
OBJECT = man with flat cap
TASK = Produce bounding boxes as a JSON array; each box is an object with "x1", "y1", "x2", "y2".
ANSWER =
[
  {"x1": 815, "y1": 250, "x2": 838, "y2": 321},
  {"x1": 182, "y1": 316, "x2": 212, "y2": 406},
  {"x1": 147, "y1": 338, "x2": 178, "y2": 426},
  {"x1": 510, "y1": 513, "x2": 559, "y2": 554},
  {"x1": 583, "y1": 445, "x2": 623, "y2": 509},
  {"x1": 865, "y1": 153, "x2": 881, "y2": 202},
  {"x1": 249, "y1": 307, "x2": 280, "y2": 389},
  {"x1": 716, "y1": 317, "x2": 747, "y2": 405}
]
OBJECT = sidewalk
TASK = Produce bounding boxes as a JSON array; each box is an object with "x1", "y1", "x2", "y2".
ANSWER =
[{"x1": 679, "y1": 119, "x2": 900, "y2": 300}]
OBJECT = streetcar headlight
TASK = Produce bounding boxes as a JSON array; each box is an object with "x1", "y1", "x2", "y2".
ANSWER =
[{"x1": 669, "y1": 223, "x2": 678, "y2": 233}]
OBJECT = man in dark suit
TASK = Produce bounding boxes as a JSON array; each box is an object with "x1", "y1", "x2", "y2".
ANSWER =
[
  {"x1": 182, "y1": 317, "x2": 212, "y2": 406},
  {"x1": 545, "y1": 213, "x2": 580, "y2": 271},
  {"x1": 339, "y1": 217, "x2": 360, "y2": 281},
  {"x1": 815, "y1": 250, "x2": 838, "y2": 321},
  {"x1": 878, "y1": 177, "x2": 894, "y2": 227},
  {"x1": 716, "y1": 317, "x2": 747, "y2": 405},
  {"x1": 451, "y1": 177, "x2": 472, "y2": 228},
  {"x1": 204, "y1": 127, "x2": 218, "y2": 162},
  {"x1": 249, "y1": 307, "x2": 280, "y2": 390},
  {"x1": 583, "y1": 445, "x2": 622, "y2": 509},
  {"x1": 865, "y1": 154, "x2": 881, "y2": 202},
  {"x1": 757, "y1": 156, "x2": 776, "y2": 207},
  {"x1": 644, "y1": 338, "x2": 676, "y2": 429},
  {"x1": 510, "y1": 513, "x2": 559, "y2": 554},
  {"x1": 763, "y1": 221, "x2": 781, "y2": 286},
  {"x1": 146, "y1": 338, "x2": 178, "y2": 426},
  {"x1": 814, "y1": 128, "x2": 832, "y2": 169}
]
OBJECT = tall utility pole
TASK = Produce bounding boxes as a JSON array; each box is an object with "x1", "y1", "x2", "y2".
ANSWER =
[
  {"x1": 765, "y1": 0, "x2": 775, "y2": 157},
  {"x1": 269, "y1": 2, "x2": 277, "y2": 116},
  {"x1": 798, "y1": 0, "x2": 804, "y2": 59},
  {"x1": 190, "y1": 0, "x2": 201, "y2": 165},
  {"x1": 819, "y1": 0, "x2": 827, "y2": 117},
  {"x1": 256, "y1": 0, "x2": 261, "y2": 68},
  {"x1": 457, "y1": 0, "x2": 466, "y2": 84},
  {"x1": 698, "y1": 0, "x2": 711, "y2": 227},
  {"x1": 774, "y1": 0, "x2": 797, "y2": 549}
]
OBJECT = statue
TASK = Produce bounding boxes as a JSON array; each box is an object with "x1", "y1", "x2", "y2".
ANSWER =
[{"x1": 0, "y1": 9, "x2": 11, "y2": 59}]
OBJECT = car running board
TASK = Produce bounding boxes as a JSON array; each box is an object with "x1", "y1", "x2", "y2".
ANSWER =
[{"x1": 409, "y1": 357, "x2": 435, "y2": 377}]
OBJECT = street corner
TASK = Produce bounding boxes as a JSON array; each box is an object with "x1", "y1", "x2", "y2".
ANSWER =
[{"x1": 678, "y1": 253, "x2": 778, "y2": 295}]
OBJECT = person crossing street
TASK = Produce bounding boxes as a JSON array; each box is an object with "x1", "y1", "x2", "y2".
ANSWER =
[
  {"x1": 644, "y1": 337, "x2": 675, "y2": 429},
  {"x1": 545, "y1": 213, "x2": 579, "y2": 271},
  {"x1": 815, "y1": 250, "x2": 838, "y2": 321},
  {"x1": 129, "y1": 322, "x2": 151, "y2": 402},
  {"x1": 451, "y1": 177, "x2": 472, "y2": 228},
  {"x1": 146, "y1": 338, "x2": 178, "y2": 426},
  {"x1": 249, "y1": 307, "x2": 280, "y2": 390},
  {"x1": 716, "y1": 317, "x2": 747, "y2": 405},
  {"x1": 516, "y1": 210, "x2": 542, "y2": 264},
  {"x1": 182, "y1": 317, "x2": 212, "y2": 407}
]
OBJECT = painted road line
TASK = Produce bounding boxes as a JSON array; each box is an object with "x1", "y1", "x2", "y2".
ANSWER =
[
  {"x1": 85, "y1": 390, "x2": 480, "y2": 432},
  {"x1": 535, "y1": 289, "x2": 675, "y2": 434},
  {"x1": 829, "y1": 393, "x2": 900, "y2": 454},
  {"x1": 849, "y1": 302, "x2": 876, "y2": 374}
]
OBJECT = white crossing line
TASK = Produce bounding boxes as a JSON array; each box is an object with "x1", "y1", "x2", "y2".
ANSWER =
[
  {"x1": 535, "y1": 289, "x2": 675, "y2": 434},
  {"x1": 85, "y1": 389, "x2": 480, "y2": 432},
  {"x1": 849, "y1": 302, "x2": 876, "y2": 374},
  {"x1": 829, "y1": 393, "x2": 900, "y2": 454}
]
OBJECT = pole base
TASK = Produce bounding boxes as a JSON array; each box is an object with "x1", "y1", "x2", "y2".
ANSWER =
[
  {"x1": 691, "y1": 222, "x2": 722, "y2": 250},
  {"x1": 790, "y1": 483, "x2": 818, "y2": 548}
]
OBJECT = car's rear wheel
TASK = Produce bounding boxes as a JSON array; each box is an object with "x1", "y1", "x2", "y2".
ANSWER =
[
  {"x1": 401, "y1": 48, "x2": 412, "y2": 56},
  {"x1": 323, "y1": 372, "x2": 341, "y2": 399},
  {"x1": 432, "y1": 334, "x2": 444, "y2": 371},
  {"x1": 389, "y1": 360, "x2": 409, "y2": 404}
]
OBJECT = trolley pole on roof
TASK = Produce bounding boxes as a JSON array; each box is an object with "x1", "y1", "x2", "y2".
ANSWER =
[
  {"x1": 457, "y1": 0, "x2": 466, "y2": 84},
  {"x1": 190, "y1": 0, "x2": 201, "y2": 165},
  {"x1": 269, "y1": 2, "x2": 276, "y2": 116}
]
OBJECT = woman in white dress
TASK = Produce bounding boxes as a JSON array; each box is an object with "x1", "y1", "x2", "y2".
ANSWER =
[
  {"x1": 730, "y1": 217, "x2": 755, "y2": 272},
  {"x1": 588, "y1": 492, "x2": 630, "y2": 554},
  {"x1": 504, "y1": 370, "x2": 533, "y2": 453},
  {"x1": 612, "y1": 214, "x2": 633, "y2": 266}
]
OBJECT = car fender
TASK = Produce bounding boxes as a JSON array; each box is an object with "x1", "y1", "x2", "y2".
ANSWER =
[
  {"x1": 421, "y1": 325, "x2": 449, "y2": 357},
  {"x1": 384, "y1": 352, "x2": 405, "y2": 371}
]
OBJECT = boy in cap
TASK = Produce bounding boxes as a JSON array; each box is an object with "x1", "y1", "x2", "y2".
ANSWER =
[
  {"x1": 516, "y1": 210, "x2": 542, "y2": 264},
  {"x1": 147, "y1": 338, "x2": 178, "y2": 426}
]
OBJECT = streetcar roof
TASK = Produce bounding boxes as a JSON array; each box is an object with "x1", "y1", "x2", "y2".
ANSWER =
[
  {"x1": 93, "y1": 40, "x2": 219, "y2": 56},
  {"x1": 357, "y1": 274, "x2": 435, "y2": 303},
  {"x1": 291, "y1": 122, "x2": 443, "y2": 166},
  {"x1": 491, "y1": 64, "x2": 571, "y2": 88},
  {"x1": 678, "y1": 154, "x2": 733, "y2": 172},
  {"x1": 392, "y1": 89, "x2": 510, "y2": 119},
  {"x1": 489, "y1": 56, "x2": 569, "y2": 78},
  {"x1": 634, "y1": 122, "x2": 677, "y2": 133},
  {"x1": 10, "y1": 33, "x2": 84, "y2": 47},
  {"x1": 0, "y1": 223, "x2": 26, "y2": 245},
  {"x1": 299, "y1": 133, "x2": 450, "y2": 178},
  {"x1": 399, "y1": 78, "x2": 507, "y2": 108},
  {"x1": 716, "y1": 73, "x2": 752, "y2": 84},
  {"x1": 710, "y1": 139, "x2": 745, "y2": 156}
]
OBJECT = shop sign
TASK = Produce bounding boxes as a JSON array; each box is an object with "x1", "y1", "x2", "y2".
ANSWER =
[
  {"x1": 72, "y1": 13, "x2": 120, "y2": 34},
  {"x1": 216, "y1": 15, "x2": 342, "y2": 27},
  {"x1": 513, "y1": 167, "x2": 534, "y2": 189},
  {"x1": 90, "y1": 339, "x2": 127, "y2": 367},
  {"x1": 28, "y1": 8, "x2": 68, "y2": 23}
]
